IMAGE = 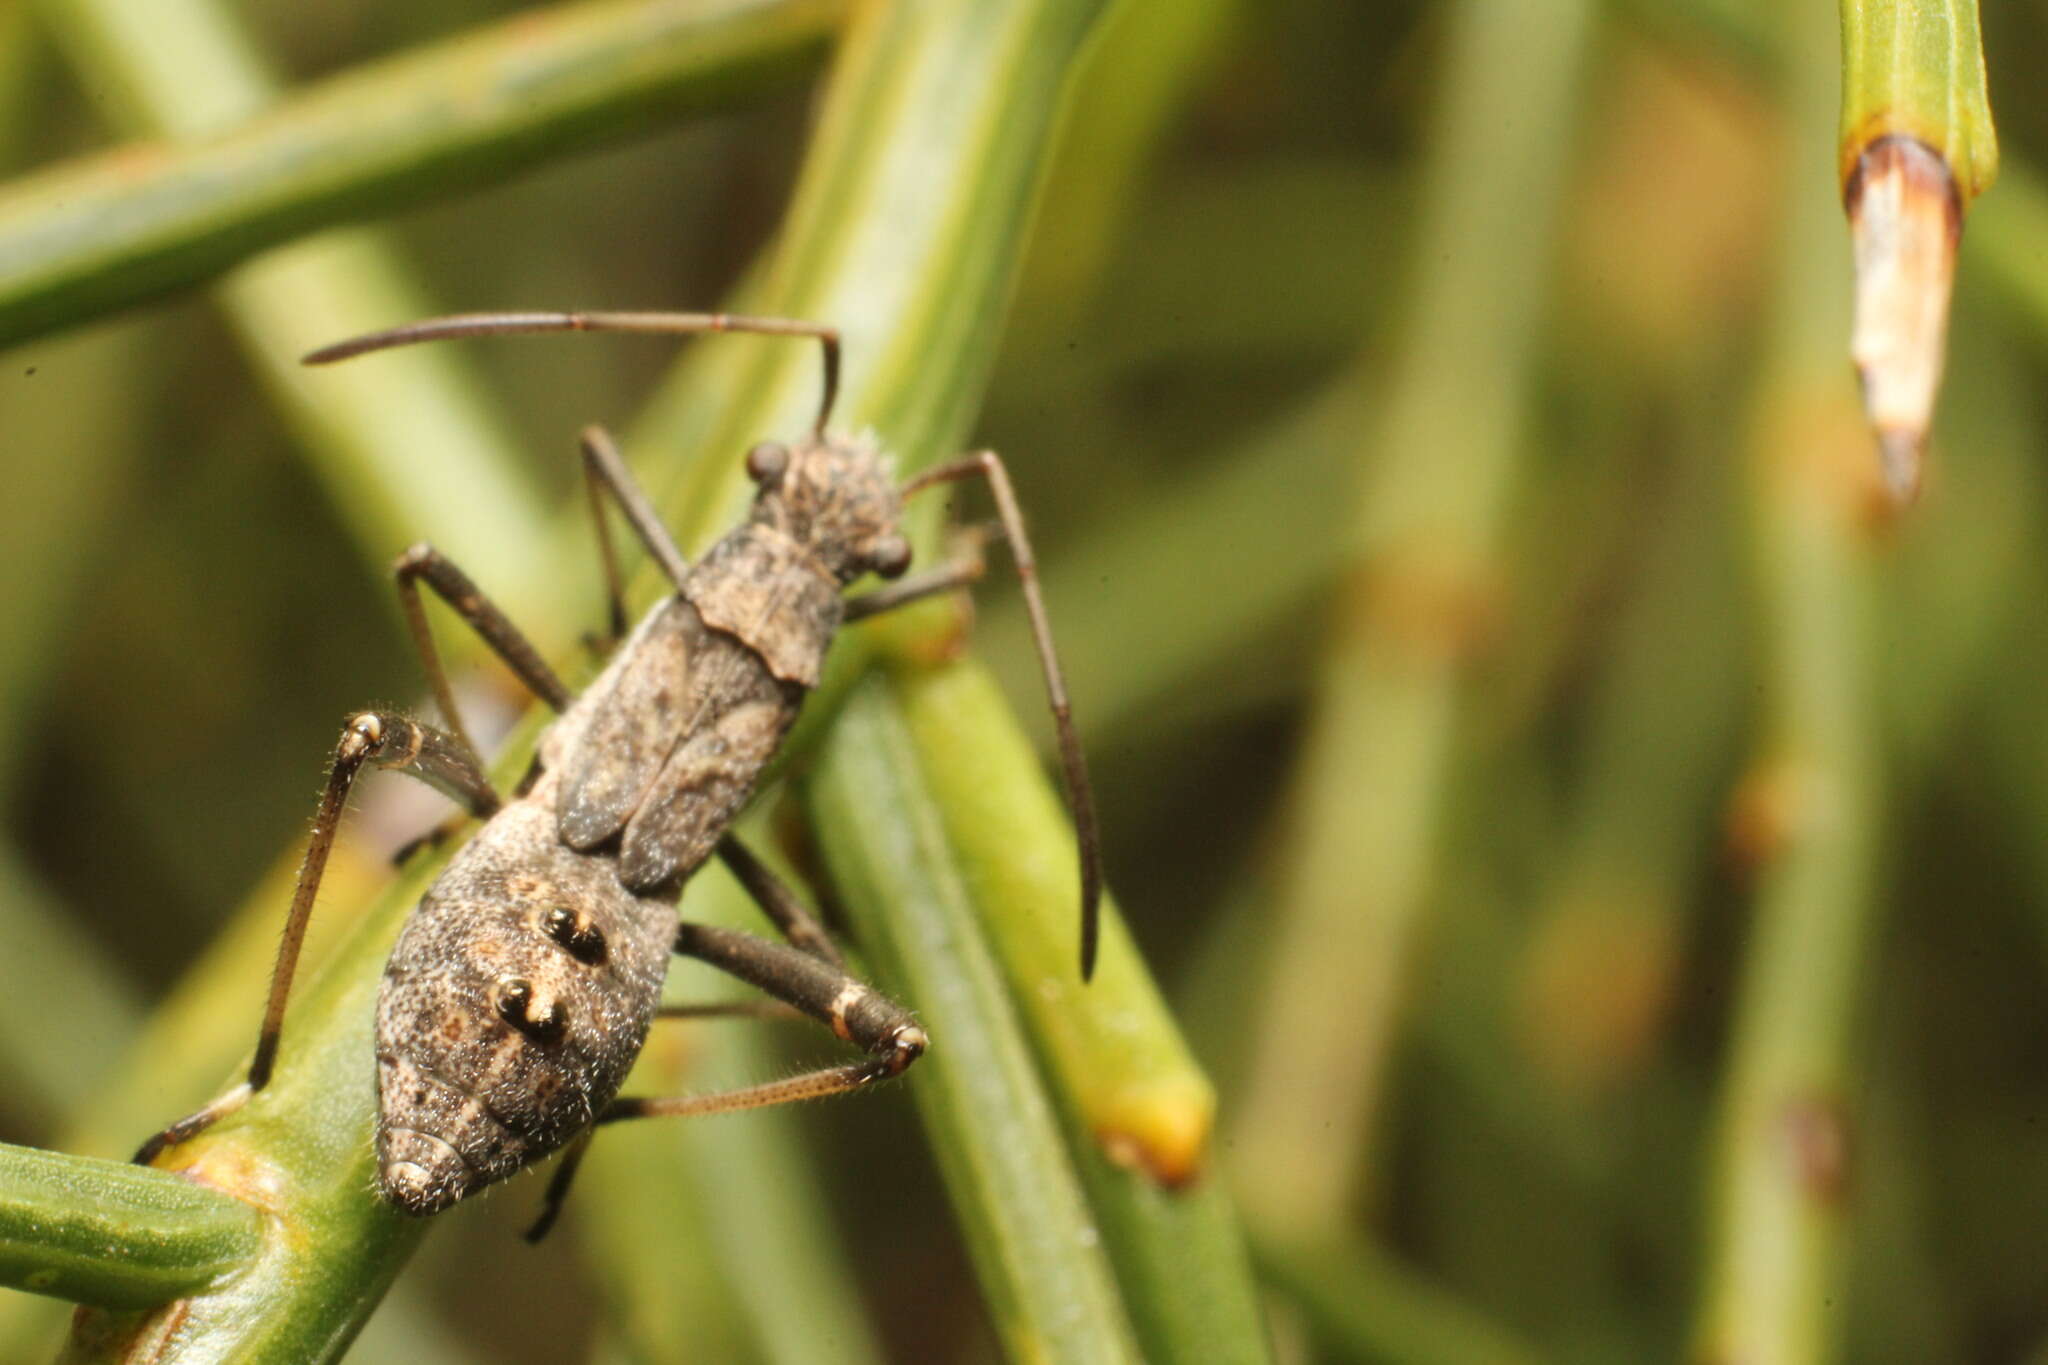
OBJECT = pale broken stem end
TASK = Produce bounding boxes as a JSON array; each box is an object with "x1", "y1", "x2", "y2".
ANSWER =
[
  {"x1": 1873, "y1": 426, "x2": 1924, "y2": 505},
  {"x1": 1847, "y1": 135, "x2": 1961, "y2": 506}
]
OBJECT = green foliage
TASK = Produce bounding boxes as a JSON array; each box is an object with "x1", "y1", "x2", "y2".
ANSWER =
[{"x1": 0, "y1": 0, "x2": 2044, "y2": 1363}]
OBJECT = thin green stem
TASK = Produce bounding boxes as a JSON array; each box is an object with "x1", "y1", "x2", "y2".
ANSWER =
[
  {"x1": 37, "y1": 0, "x2": 563, "y2": 625},
  {"x1": 1229, "y1": 0, "x2": 1595, "y2": 1238},
  {"x1": 807, "y1": 680, "x2": 1142, "y2": 1365},
  {"x1": 874, "y1": 657, "x2": 1266, "y2": 1364},
  {"x1": 1839, "y1": 0, "x2": 1996, "y2": 199},
  {"x1": 45, "y1": 0, "x2": 1179, "y2": 1356},
  {"x1": 580, "y1": 852, "x2": 886, "y2": 1365},
  {"x1": 0, "y1": 0, "x2": 841, "y2": 350},
  {"x1": 0, "y1": 1143, "x2": 260, "y2": 1310},
  {"x1": 1691, "y1": 4, "x2": 1886, "y2": 1362}
]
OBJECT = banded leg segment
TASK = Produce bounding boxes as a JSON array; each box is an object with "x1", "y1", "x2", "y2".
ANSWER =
[
  {"x1": 521, "y1": 881, "x2": 914, "y2": 1235},
  {"x1": 609, "y1": 923, "x2": 925, "y2": 1123},
  {"x1": 134, "y1": 711, "x2": 493, "y2": 1165}
]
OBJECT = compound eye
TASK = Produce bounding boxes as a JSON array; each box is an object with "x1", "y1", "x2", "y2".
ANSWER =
[
  {"x1": 869, "y1": 534, "x2": 912, "y2": 580},
  {"x1": 745, "y1": 441, "x2": 789, "y2": 486}
]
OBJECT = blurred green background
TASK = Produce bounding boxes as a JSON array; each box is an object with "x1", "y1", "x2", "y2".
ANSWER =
[{"x1": 2, "y1": 0, "x2": 2047, "y2": 1360}]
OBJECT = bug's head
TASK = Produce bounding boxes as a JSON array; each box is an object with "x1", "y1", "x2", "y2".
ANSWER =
[{"x1": 744, "y1": 433, "x2": 910, "y2": 585}]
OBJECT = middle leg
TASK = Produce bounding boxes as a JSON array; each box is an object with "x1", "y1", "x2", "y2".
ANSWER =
[{"x1": 393, "y1": 543, "x2": 571, "y2": 762}]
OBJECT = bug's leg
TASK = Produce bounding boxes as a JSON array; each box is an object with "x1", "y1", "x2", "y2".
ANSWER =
[
  {"x1": 583, "y1": 441, "x2": 630, "y2": 646},
  {"x1": 134, "y1": 712, "x2": 495, "y2": 1166},
  {"x1": 716, "y1": 836, "x2": 844, "y2": 968},
  {"x1": 603, "y1": 924, "x2": 926, "y2": 1123},
  {"x1": 523, "y1": 1130, "x2": 595, "y2": 1244},
  {"x1": 304, "y1": 311, "x2": 842, "y2": 437},
  {"x1": 394, "y1": 543, "x2": 572, "y2": 760},
  {"x1": 655, "y1": 999, "x2": 805, "y2": 1022},
  {"x1": 579, "y1": 424, "x2": 691, "y2": 606},
  {"x1": 518, "y1": 993, "x2": 811, "y2": 1239},
  {"x1": 517, "y1": 921, "x2": 914, "y2": 1234},
  {"x1": 519, "y1": 914, "x2": 898, "y2": 1237},
  {"x1": 387, "y1": 543, "x2": 570, "y2": 862},
  {"x1": 896, "y1": 451, "x2": 1107, "y2": 980}
]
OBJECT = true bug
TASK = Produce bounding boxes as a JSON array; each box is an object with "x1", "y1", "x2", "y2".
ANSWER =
[{"x1": 135, "y1": 312, "x2": 1102, "y2": 1230}]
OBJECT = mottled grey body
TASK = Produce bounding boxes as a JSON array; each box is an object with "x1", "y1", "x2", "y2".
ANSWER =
[
  {"x1": 373, "y1": 434, "x2": 905, "y2": 1214},
  {"x1": 375, "y1": 787, "x2": 673, "y2": 1213}
]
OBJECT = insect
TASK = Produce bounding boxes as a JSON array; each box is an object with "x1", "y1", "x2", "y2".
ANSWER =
[{"x1": 135, "y1": 311, "x2": 1102, "y2": 1233}]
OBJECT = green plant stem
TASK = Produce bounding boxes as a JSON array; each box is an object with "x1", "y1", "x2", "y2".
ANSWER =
[
  {"x1": 0, "y1": 0, "x2": 841, "y2": 350},
  {"x1": 48, "y1": 0, "x2": 1211, "y2": 1355},
  {"x1": 1229, "y1": 0, "x2": 1594, "y2": 1239},
  {"x1": 0, "y1": 1145, "x2": 259, "y2": 1310},
  {"x1": 580, "y1": 852, "x2": 885, "y2": 1365},
  {"x1": 872, "y1": 657, "x2": 1265, "y2": 1364},
  {"x1": 1838, "y1": 0, "x2": 1996, "y2": 199},
  {"x1": 1690, "y1": 4, "x2": 1885, "y2": 1362},
  {"x1": 37, "y1": 0, "x2": 565, "y2": 626},
  {"x1": 807, "y1": 680, "x2": 1142, "y2": 1365},
  {"x1": 628, "y1": 0, "x2": 1260, "y2": 1353},
  {"x1": 890, "y1": 659, "x2": 1212, "y2": 1177}
]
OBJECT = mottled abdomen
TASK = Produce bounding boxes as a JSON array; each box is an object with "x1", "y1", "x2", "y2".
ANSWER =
[{"x1": 374, "y1": 794, "x2": 675, "y2": 1215}]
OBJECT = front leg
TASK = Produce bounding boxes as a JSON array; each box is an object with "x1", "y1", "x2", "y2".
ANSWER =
[{"x1": 133, "y1": 711, "x2": 494, "y2": 1166}]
